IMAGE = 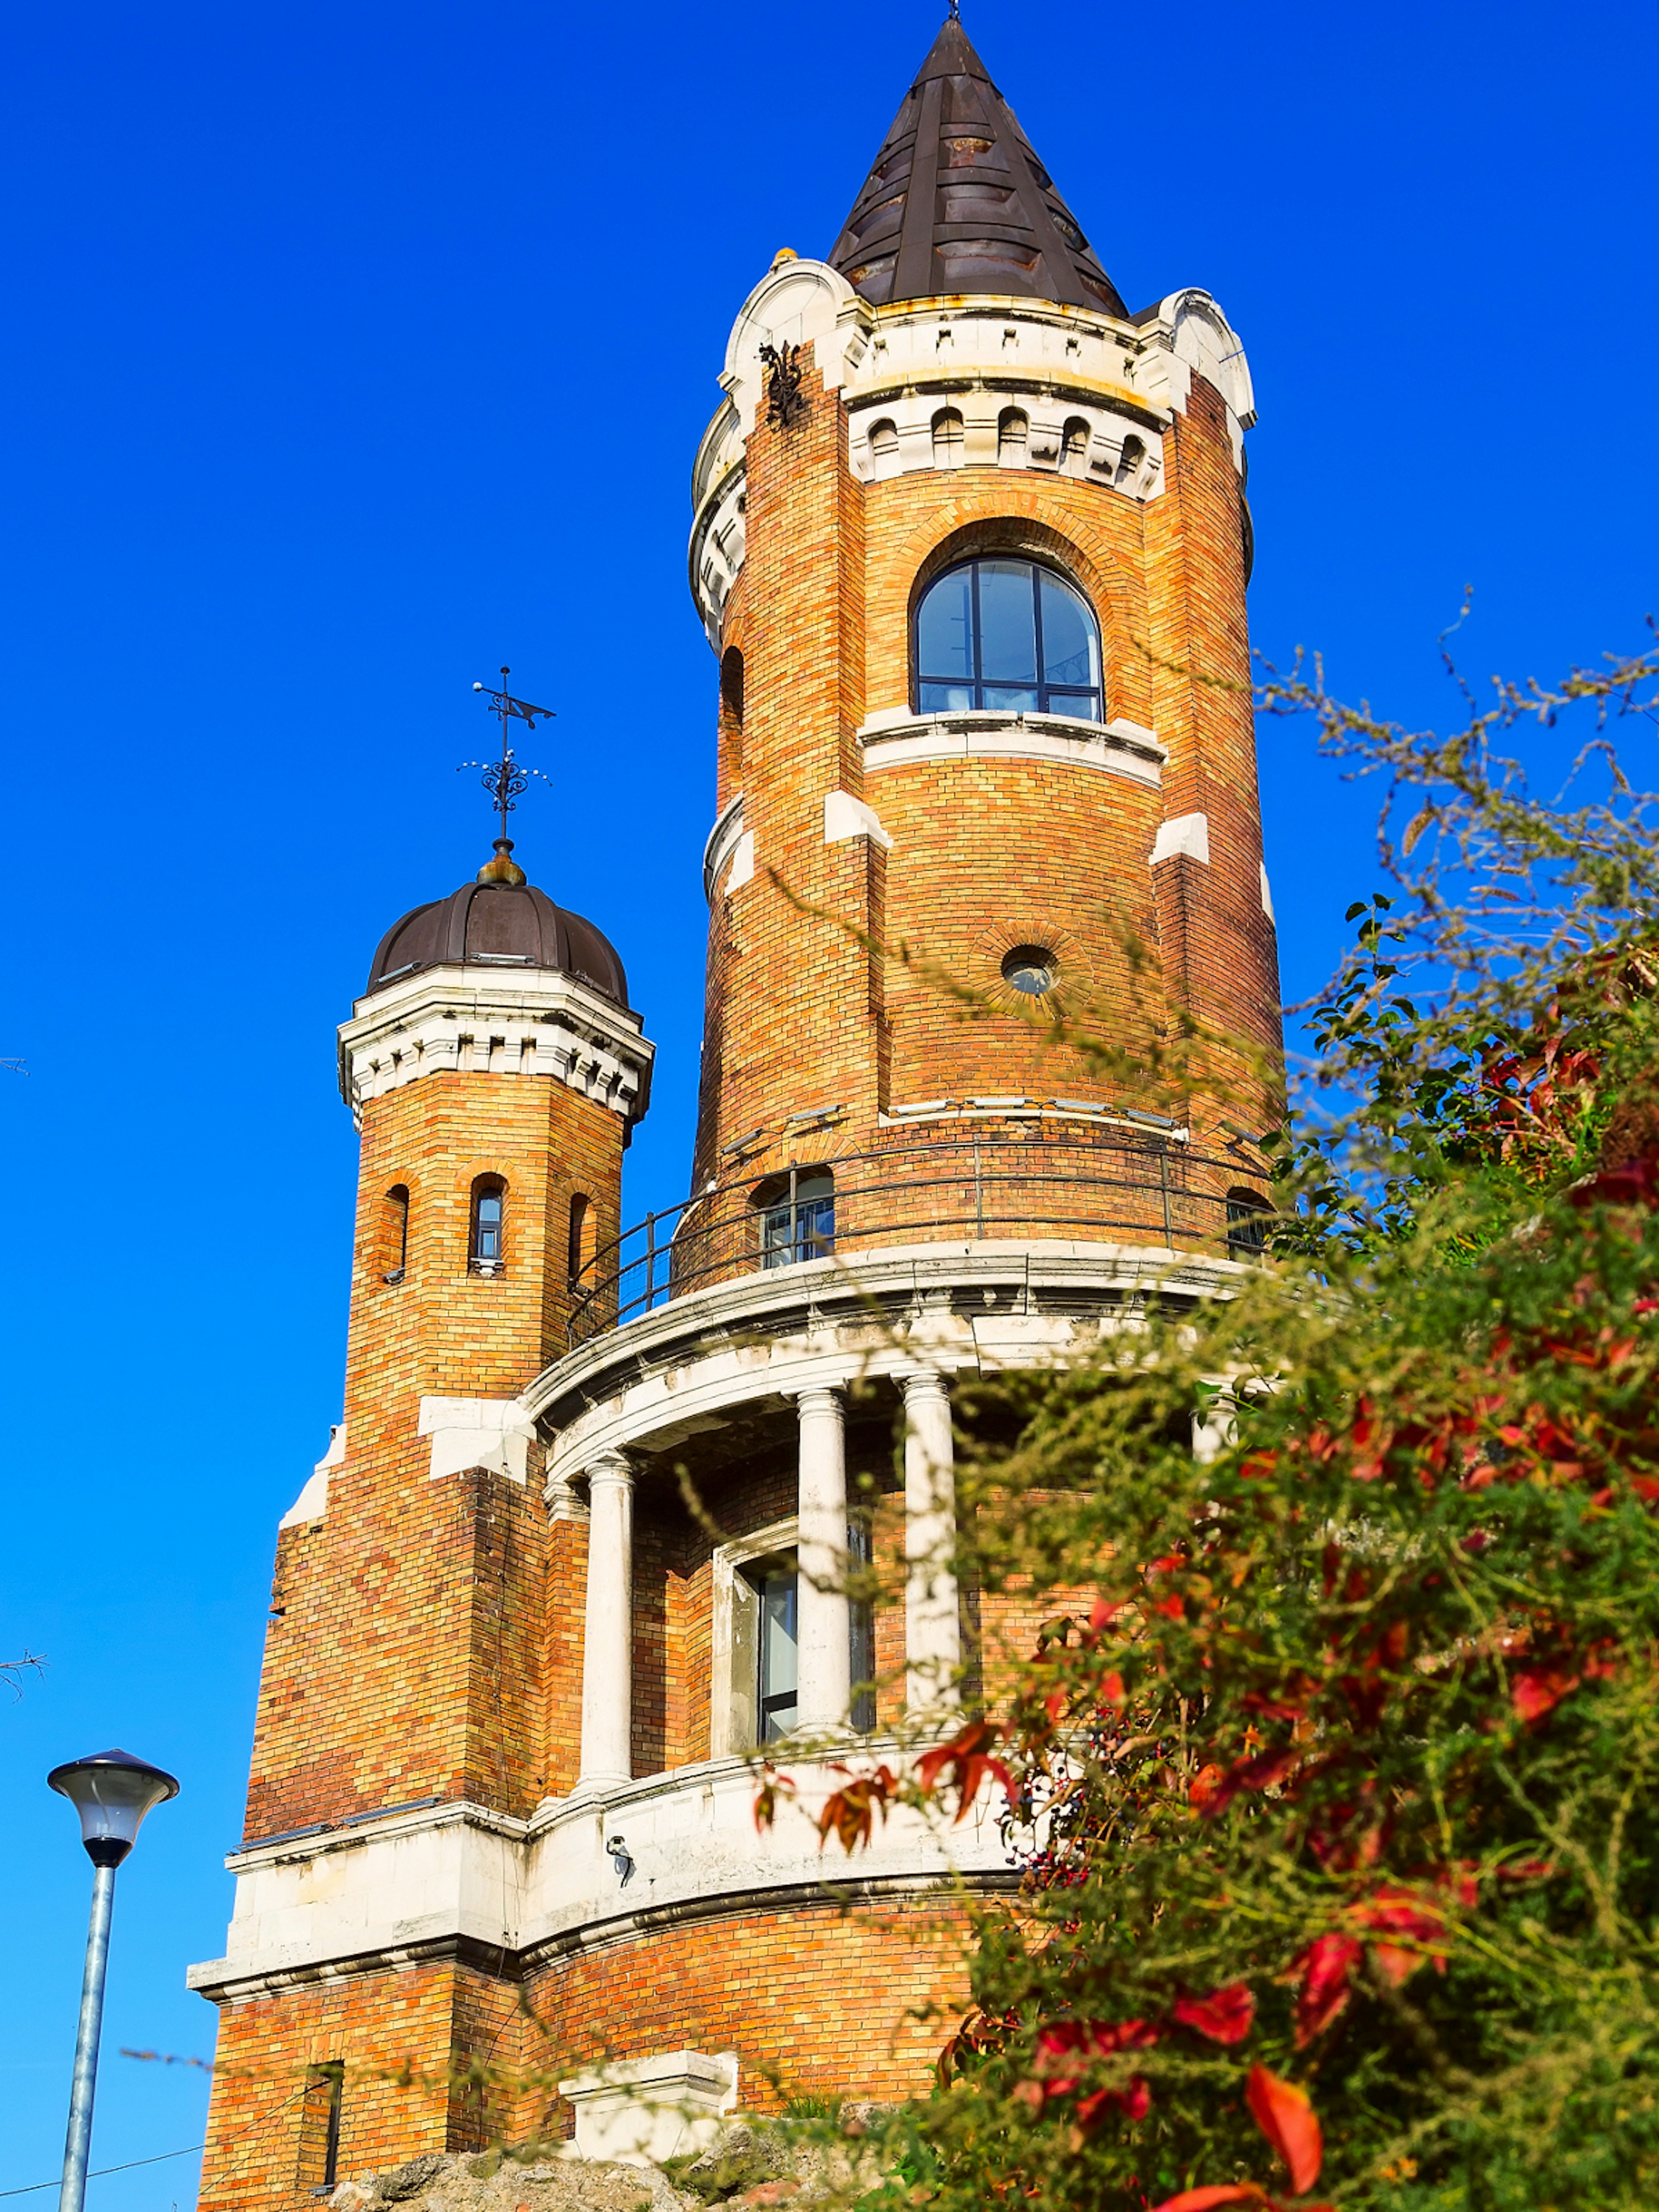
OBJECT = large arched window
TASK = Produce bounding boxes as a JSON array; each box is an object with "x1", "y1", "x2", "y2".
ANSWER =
[{"x1": 914, "y1": 556, "x2": 1103, "y2": 722}]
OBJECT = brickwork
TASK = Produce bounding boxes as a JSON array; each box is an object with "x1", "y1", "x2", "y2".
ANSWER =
[
  {"x1": 199, "y1": 1962, "x2": 518, "y2": 2212},
  {"x1": 524, "y1": 1892, "x2": 976, "y2": 2114}
]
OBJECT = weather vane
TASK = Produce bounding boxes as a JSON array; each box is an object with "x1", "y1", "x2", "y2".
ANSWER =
[{"x1": 461, "y1": 665, "x2": 555, "y2": 846}]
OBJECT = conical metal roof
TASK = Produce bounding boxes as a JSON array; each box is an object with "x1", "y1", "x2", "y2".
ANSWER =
[{"x1": 827, "y1": 17, "x2": 1126, "y2": 316}]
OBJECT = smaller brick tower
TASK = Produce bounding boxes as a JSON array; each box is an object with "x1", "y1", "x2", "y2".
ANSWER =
[{"x1": 191, "y1": 836, "x2": 652, "y2": 2201}]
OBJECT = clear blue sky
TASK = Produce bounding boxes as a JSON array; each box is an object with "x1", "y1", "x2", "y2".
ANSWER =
[{"x1": 2, "y1": 0, "x2": 1655, "y2": 2201}]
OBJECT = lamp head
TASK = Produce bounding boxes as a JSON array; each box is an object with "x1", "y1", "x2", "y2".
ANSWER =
[{"x1": 48, "y1": 1749, "x2": 180, "y2": 1868}]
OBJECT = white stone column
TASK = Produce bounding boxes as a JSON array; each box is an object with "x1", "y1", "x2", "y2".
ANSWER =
[
  {"x1": 795, "y1": 1386, "x2": 851, "y2": 1734},
  {"x1": 578, "y1": 1450, "x2": 633, "y2": 1789},
  {"x1": 903, "y1": 1370, "x2": 960, "y2": 1716}
]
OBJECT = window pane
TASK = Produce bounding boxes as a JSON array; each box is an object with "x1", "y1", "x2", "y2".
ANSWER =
[
  {"x1": 476, "y1": 1194, "x2": 502, "y2": 1260},
  {"x1": 982, "y1": 684, "x2": 1038, "y2": 713},
  {"x1": 916, "y1": 569, "x2": 974, "y2": 681},
  {"x1": 759, "y1": 1568, "x2": 798, "y2": 1740},
  {"x1": 1039, "y1": 570, "x2": 1100, "y2": 688},
  {"x1": 976, "y1": 561, "x2": 1038, "y2": 682},
  {"x1": 919, "y1": 680, "x2": 975, "y2": 714},
  {"x1": 1045, "y1": 687, "x2": 1101, "y2": 723}
]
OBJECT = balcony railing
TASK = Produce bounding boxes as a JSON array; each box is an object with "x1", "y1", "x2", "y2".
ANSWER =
[{"x1": 563, "y1": 1132, "x2": 1265, "y2": 1355}]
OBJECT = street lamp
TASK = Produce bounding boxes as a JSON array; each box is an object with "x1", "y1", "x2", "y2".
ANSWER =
[{"x1": 48, "y1": 1750, "x2": 180, "y2": 2212}]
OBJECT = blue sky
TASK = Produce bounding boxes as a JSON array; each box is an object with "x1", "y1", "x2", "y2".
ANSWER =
[{"x1": 2, "y1": 0, "x2": 1655, "y2": 2201}]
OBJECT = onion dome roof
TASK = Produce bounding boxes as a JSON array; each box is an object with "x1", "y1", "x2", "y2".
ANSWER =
[
  {"x1": 364, "y1": 841, "x2": 629, "y2": 1007},
  {"x1": 827, "y1": 17, "x2": 1125, "y2": 317}
]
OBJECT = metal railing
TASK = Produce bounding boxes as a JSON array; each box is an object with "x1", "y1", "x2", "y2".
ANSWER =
[{"x1": 562, "y1": 1133, "x2": 1263, "y2": 1355}]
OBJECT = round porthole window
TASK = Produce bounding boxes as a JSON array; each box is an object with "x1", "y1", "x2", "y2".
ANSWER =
[{"x1": 1001, "y1": 944, "x2": 1058, "y2": 996}]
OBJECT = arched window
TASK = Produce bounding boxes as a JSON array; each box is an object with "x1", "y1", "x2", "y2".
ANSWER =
[
  {"x1": 567, "y1": 1192, "x2": 596, "y2": 1287},
  {"x1": 1226, "y1": 1189, "x2": 1269, "y2": 1259},
  {"x1": 752, "y1": 1166, "x2": 835, "y2": 1270},
  {"x1": 469, "y1": 1176, "x2": 505, "y2": 1278},
  {"x1": 381, "y1": 1185, "x2": 409, "y2": 1285},
  {"x1": 1060, "y1": 416, "x2": 1091, "y2": 475},
  {"x1": 1116, "y1": 433, "x2": 1146, "y2": 489},
  {"x1": 914, "y1": 557, "x2": 1102, "y2": 722}
]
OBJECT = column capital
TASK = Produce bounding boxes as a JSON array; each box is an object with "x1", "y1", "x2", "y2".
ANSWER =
[
  {"x1": 900, "y1": 1367, "x2": 950, "y2": 1406},
  {"x1": 586, "y1": 1449, "x2": 634, "y2": 1489},
  {"x1": 795, "y1": 1384, "x2": 844, "y2": 1417}
]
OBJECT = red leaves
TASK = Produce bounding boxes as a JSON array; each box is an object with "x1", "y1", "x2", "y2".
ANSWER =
[
  {"x1": 1019, "y1": 2017, "x2": 1159, "y2": 2132},
  {"x1": 915, "y1": 1719, "x2": 1014, "y2": 1822},
  {"x1": 1173, "y1": 1982, "x2": 1256, "y2": 2045},
  {"x1": 1148, "y1": 2068, "x2": 1328, "y2": 2210},
  {"x1": 1511, "y1": 1638, "x2": 1618, "y2": 1725},
  {"x1": 807, "y1": 1722, "x2": 1015, "y2": 1856},
  {"x1": 1288, "y1": 1933, "x2": 1361, "y2": 2047},
  {"x1": 1246, "y1": 2064, "x2": 1323, "y2": 2193},
  {"x1": 1350, "y1": 1887, "x2": 1452, "y2": 1986},
  {"x1": 816, "y1": 1765, "x2": 900, "y2": 1853},
  {"x1": 1511, "y1": 1665, "x2": 1579, "y2": 1724},
  {"x1": 1015, "y1": 1983, "x2": 1257, "y2": 2137},
  {"x1": 1198, "y1": 1745, "x2": 1302, "y2": 1820}
]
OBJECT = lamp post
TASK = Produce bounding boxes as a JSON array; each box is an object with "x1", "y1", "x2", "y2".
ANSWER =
[{"x1": 48, "y1": 1750, "x2": 180, "y2": 2212}]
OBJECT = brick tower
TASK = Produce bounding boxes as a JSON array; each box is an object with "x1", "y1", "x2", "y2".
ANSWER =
[{"x1": 191, "y1": 18, "x2": 1280, "y2": 2200}]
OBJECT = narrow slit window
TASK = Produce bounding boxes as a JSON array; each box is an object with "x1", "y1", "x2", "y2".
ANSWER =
[
  {"x1": 469, "y1": 1177, "x2": 505, "y2": 1277},
  {"x1": 297, "y1": 2061, "x2": 344, "y2": 2195},
  {"x1": 567, "y1": 1192, "x2": 595, "y2": 1286},
  {"x1": 381, "y1": 1185, "x2": 409, "y2": 1284}
]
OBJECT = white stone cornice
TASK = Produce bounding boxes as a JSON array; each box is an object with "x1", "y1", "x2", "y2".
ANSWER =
[
  {"x1": 186, "y1": 1753, "x2": 1007, "y2": 1999},
  {"x1": 702, "y1": 792, "x2": 746, "y2": 903},
  {"x1": 336, "y1": 965, "x2": 654, "y2": 1129},
  {"x1": 859, "y1": 707, "x2": 1163, "y2": 786}
]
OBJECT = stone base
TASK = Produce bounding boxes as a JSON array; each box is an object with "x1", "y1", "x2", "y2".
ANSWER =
[{"x1": 557, "y1": 2050, "x2": 739, "y2": 2166}]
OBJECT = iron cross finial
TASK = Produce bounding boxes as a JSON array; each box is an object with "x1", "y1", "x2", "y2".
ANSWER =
[{"x1": 462, "y1": 665, "x2": 555, "y2": 846}]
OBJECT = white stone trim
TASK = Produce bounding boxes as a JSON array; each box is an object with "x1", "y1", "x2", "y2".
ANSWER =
[
  {"x1": 702, "y1": 794, "x2": 746, "y2": 902},
  {"x1": 860, "y1": 708, "x2": 1162, "y2": 787},
  {"x1": 418, "y1": 1396, "x2": 535, "y2": 1483},
  {"x1": 1130, "y1": 289, "x2": 1257, "y2": 460},
  {"x1": 337, "y1": 965, "x2": 653, "y2": 1128},
  {"x1": 719, "y1": 256, "x2": 868, "y2": 437},
  {"x1": 535, "y1": 1240, "x2": 1242, "y2": 1487},
  {"x1": 1260, "y1": 860, "x2": 1276, "y2": 923},
  {"x1": 1151, "y1": 811, "x2": 1211, "y2": 866},
  {"x1": 558, "y1": 2051, "x2": 739, "y2": 2166},
  {"x1": 726, "y1": 830, "x2": 755, "y2": 893},
  {"x1": 279, "y1": 1423, "x2": 346, "y2": 1529},
  {"x1": 187, "y1": 1749, "x2": 1007, "y2": 1996},
  {"x1": 823, "y1": 788, "x2": 892, "y2": 848}
]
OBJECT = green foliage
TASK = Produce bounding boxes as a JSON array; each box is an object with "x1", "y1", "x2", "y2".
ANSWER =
[{"x1": 795, "y1": 632, "x2": 1659, "y2": 2209}]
